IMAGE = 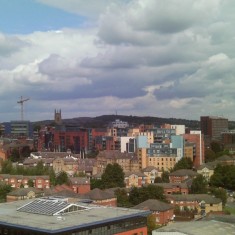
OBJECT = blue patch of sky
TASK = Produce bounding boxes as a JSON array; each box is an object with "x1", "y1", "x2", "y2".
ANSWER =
[{"x1": 0, "y1": 0, "x2": 86, "y2": 34}]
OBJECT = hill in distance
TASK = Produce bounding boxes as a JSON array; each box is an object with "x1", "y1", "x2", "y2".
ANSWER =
[{"x1": 34, "y1": 115, "x2": 201, "y2": 129}]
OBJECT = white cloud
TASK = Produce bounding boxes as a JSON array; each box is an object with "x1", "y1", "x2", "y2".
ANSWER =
[{"x1": 1, "y1": 0, "x2": 235, "y2": 121}]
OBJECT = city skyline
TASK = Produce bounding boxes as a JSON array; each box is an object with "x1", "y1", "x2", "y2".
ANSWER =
[{"x1": 1, "y1": 0, "x2": 235, "y2": 122}]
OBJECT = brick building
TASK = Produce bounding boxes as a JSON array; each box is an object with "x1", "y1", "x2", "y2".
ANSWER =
[
  {"x1": 124, "y1": 172, "x2": 147, "y2": 188},
  {"x1": 167, "y1": 194, "x2": 222, "y2": 215},
  {"x1": 183, "y1": 131, "x2": 204, "y2": 167},
  {"x1": 80, "y1": 188, "x2": 117, "y2": 206},
  {"x1": 96, "y1": 150, "x2": 139, "y2": 173},
  {"x1": 69, "y1": 177, "x2": 90, "y2": 194},
  {"x1": 0, "y1": 174, "x2": 50, "y2": 189},
  {"x1": 133, "y1": 199, "x2": 174, "y2": 225},
  {"x1": 154, "y1": 182, "x2": 188, "y2": 195},
  {"x1": 169, "y1": 169, "x2": 198, "y2": 184}
]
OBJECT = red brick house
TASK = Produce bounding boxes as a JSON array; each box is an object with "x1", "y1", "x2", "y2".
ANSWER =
[
  {"x1": 80, "y1": 188, "x2": 117, "y2": 206},
  {"x1": 154, "y1": 182, "x2": 188, "y2": 195},
  {"x1": 0, "y1": 174, "x2": 50, "y2": 189},
  {"x1": 133, "y1": 199, "x2": 174, "y2": 225},
  {"x1": 69, "y1": 177, "x2": 90, "y2": 194},
  {"x1": 169, "y1": 169, "x2": 198, "y2": 183},
  {"x1": 167, "y1": 194, "x2": 222, "y2": 215}
]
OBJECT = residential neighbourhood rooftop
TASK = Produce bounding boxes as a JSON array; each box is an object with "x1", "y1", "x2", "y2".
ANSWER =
[
  {"x1": 167, "y1": 194, "x2": 222, "y2": 204},
  {"x1": 132, "y1": 199, "x2": 173, "y2": 212},
  {"x1": 169, "y1": 169, "x2": 198, "y2": 176}
]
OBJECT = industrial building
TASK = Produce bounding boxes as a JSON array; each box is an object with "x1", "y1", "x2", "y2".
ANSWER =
[{"x1": 0, "y1": 197, "x2": 150, "y2": 235}]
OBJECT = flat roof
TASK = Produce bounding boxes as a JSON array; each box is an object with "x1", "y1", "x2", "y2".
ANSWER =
[
  {"x1": 0, "y1": 199, "x2": 150, "y2": 233},
  {"x1": 154, "y1": 221, "x2": 235, "y2": 235}
]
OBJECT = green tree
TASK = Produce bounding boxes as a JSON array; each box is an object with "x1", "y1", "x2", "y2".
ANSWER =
[
  {"x1": 35, "y1": 160, "x2": 44, "y2": 175},
  {"x1": 56, "y1": 171, "x2": 69, "y2": 185},
  {"x1": 205, "y1": 148, "x2": 216, "y2": 163},
  {"x1": 209, "y1": 164, "x2": 235, "y2": 190},
  {"x1": 173, "y1": 157, "x2": 193, "y2": 171},
  {"x1": 129, "y1": 185, "x2": 165, "y2": 206},
  {"x1": 90, "y1": 178, "x2": 104, "y2": 190},
  {"x1": 210, "y1": 187, "x2": 227, "y2": 206},
  {"x1": 147, "y1": 214, "x2": 160, "y2": 235},
  {"x1": 0, "y1": 183, "x2": 12, "y2": 202},
  {"x1": 154, "y1": 177, "x2": 162, "y2": 183},
  {"x1": 161, "y1": 170, "x2": 170, "y2": 183},
  {"x1": 10, "y1": 148, "x2": 20, "y2": 162},
  {"x1": 101, "y1": 163, "x2": 125, "y2": 189},
  {"x1": 115, "y1": 188, "x2": 132, "y2": 207},
  {"x1": 1, "y1": 160, "x2": 13, "y2": 174},
  {"x1": 209, "y1": 164, "x2": 224, "y2": 188},
  {"x1": 28, "y1": 179, "x2": 34, "y2": 187},
  {"x1": 49, "y1": 169, "x2": 56, "y2": 186},
  {"x1": 191, "y1": 175, "x2": 208, "y2": 194}
]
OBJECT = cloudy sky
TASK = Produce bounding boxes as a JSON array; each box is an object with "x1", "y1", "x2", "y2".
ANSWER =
[{"x1": 1, "y1": 0, "x2": 235, "y2": 122}]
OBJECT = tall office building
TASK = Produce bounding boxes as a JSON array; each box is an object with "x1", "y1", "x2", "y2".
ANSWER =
[
  {"x1": 200, "y1": 116, "x2": 228, "y2": 143},
  {"x1": 2, "y1": 121, "x2": 32, "y2": 138},
  {"x1": 183, "y1": 131, "x2": 204, "y2": 167}
]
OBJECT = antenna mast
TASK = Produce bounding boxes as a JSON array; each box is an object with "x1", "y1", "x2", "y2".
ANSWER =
[{"x1": 17, "y1": 96, "x2": 30, "y2": 121}]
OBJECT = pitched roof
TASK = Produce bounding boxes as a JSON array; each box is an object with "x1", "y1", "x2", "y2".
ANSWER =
[
  {"x1": 132, "y1": 199, "x2": 173, "y2": 212},
  {"x1": 7, "y1": 187, "x2": 43, "y2": 197},
  {"x1": 97, "y1": 150, "x2": 138, "y2": 160},
  {"x1": 197, "y1": 162, "x2": 217, "y2": 170},
  {"x1": 81, "y1": 188, "x2": 115, "y2": 200},
  {"x1": 167, "y1": 194, "x2": 222, "y2": 204},
  {"x1": 125, "y1": 171, "x2": 146, "y2": 177},
  {"x1": 217, "y1": 155, "x2": 235, "y2": 161},
  {"x1": 142, "y1": 166, "x2": 158, "y2": 172},
  {"x1": 154, "y1": 182, "x2": 188, "y2": 189},
  {"x1": 169, "y1": 169, "x2": 198, "y2": 177},
  {"x1": 69, "y1": 177, "x2": 90, "y2": 185}
]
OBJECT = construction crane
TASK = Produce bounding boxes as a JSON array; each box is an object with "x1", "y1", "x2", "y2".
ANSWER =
[{"x1": 17, "y1": 96, "x2": 30, "y2": 121}]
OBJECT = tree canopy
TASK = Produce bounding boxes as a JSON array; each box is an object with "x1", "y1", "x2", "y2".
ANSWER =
[
  {"x1": 55, "y1": 171, "x2": 70, "y2": 185},
  {"x1": 0, "y1": 183, "x2": 12, "y2": 202},
  {"x1": 210, "y1": 164, "x2": 235, "y2": 190},
  {"x1": 101, "y1": 163, "x2": 125, "y2": 189},
  {"x1": 173, "y1": 157, "x2": 193, "y2": 171},
  {"x1": 191, "y1": 175, "x2": 208, "y2": 194},
  {"x1": 210, "y1": 187, "x2": 227, "y2": 206},
  {"x1": 129, "y1": 185, "x2": 165, "y2": 206}
]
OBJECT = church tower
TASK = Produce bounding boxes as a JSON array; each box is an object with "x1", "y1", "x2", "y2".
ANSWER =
[{"x1": 54, "y1": 109, "x2": 62, "y2": 125}]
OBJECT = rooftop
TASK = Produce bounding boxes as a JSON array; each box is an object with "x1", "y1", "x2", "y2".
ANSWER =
[
  {"x1": 154, "y1": 220, "x2": 235, "y2": 235},
  {"x1": 133, "y1": 199, "x2": 173, "y2": 212},
  {"x1": 167, "y1": 194, "x2": 221, "y2": 204},
  {"x1": 169, "y1": 169, "x2": 198, "y2": 177},
  {"x1": 0, "y1": 198, "x2": 149, "y2": 233}
]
